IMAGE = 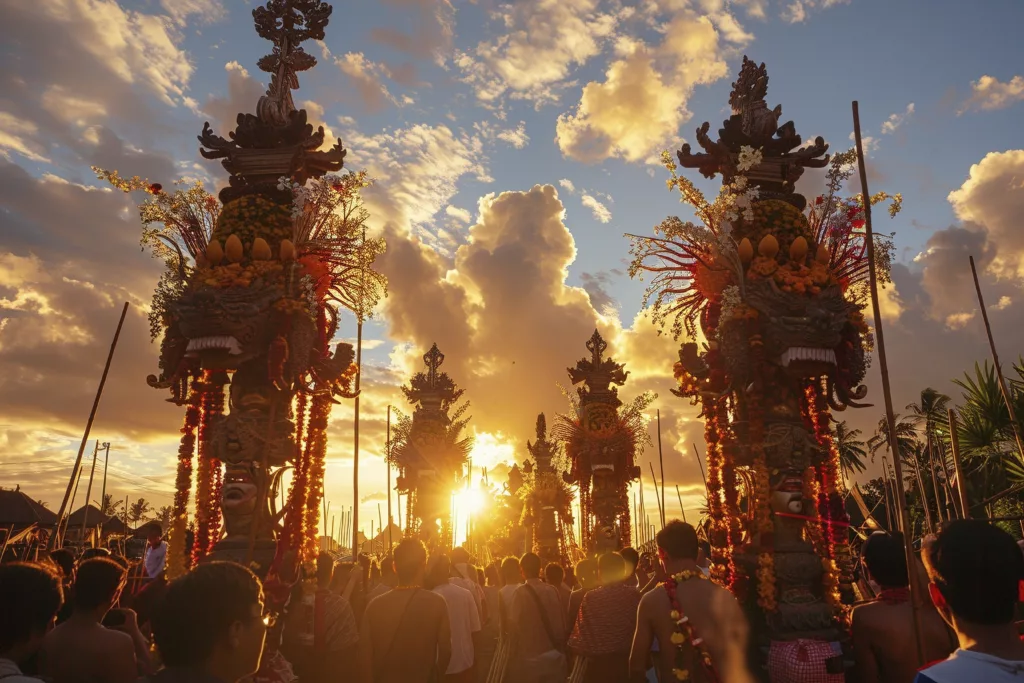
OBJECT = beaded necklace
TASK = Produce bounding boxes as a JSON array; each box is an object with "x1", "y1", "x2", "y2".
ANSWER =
[{"x1": 662, "y1": 570, "x2": 719, "y2": 683}]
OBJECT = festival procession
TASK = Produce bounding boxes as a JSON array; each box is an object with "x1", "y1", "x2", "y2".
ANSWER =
[{"x1": 2, "y1": 1, "x2": 1024, "y2": 682}]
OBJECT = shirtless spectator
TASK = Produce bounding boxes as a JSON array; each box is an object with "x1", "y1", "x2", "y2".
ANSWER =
[
  {"x1": 360, "y1": 539, "x2": 452, "y2": 683},
  {"x1": 367, "y1": 553, "x2": 396, "y2": 601},
  {"x1": 41, "y1": 557, "x2": 150, "y2": 683},
  {"x1": 545, "y1": 563, "x2": 571, "y2": 617},
  {"x1": 851, "y1": 532, "x2": 955, "y2": 683},
  {"x1": 508, "y1": 552, "x2": 567, "y2": 683},
  {"x1": 429, "y1": 554, "x2": 481, "y2": 683},
  {"x1": 630, "y1": 521, "x2": 753, "y2": 683},
  {"x1": 568, "y1": 558, "x2": 598, "y2": 631},
  {"x1": 148, "y1": 562, "x2": 267, "y2": 683},
  {"x1": 569, "y1": 553, "x2": 640, "y2": 683},
  {"x1": 915, "y1": 520, "x2": 1024, "y2": 682},
  {"x1": 0, "y1": 563, "x2": 63, "y2": 683}
]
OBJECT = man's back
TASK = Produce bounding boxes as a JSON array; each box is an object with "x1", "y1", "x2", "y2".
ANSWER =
[
  {"x1": 41, "y1": 619, "x2": 137, "y2": 683},
  {"x1": 852, "y1": 599, "x2": 955, "y2": 683},
  {"x1": 361, "y1": 587, "x2": 450, "y2": 683},
  {"x1": 633, "y1": 580, "x2": 753, "y2": 683},
  {"x1": 510, "y1": 579, "x2": 565, "y2": 659},
  {"x1": 433, "y1": 582, "x2": 481, "y2": 675}
]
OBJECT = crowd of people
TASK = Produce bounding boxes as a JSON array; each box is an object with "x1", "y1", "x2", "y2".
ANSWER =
[{"x1": 1, "y1": 519, "x2": 1023, "y2": 683}]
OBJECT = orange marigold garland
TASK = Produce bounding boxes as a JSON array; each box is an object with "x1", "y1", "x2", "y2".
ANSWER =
[
  {"x1": 703, "y1": 400, "x2": 731, "y2": 588},
  {"x1": 282, "y1": 392, "x2": 311, "y2": 553},
  {"x1": 301, "y1": 391, "x2": 330, "y2": 562},
  {"x1": 192, "y1": 376, "x2": 225, "y2": 565},
  {"x1": 663, "y1": 570, "x2": 720, "y2": 682},
  {"x1": 168, "y1": 378, "x2": 201, "y2": 580}
]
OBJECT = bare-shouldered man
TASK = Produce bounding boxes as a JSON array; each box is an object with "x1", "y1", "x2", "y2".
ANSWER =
[
  {"x1": 41, "y1": 557, "x2": 151, "y2": 683},
  {"x1": 360, "y1": 539, "x2": 451, "y2": 683},
  {"x1": 629, "y1": 521, "x2": 754, "y2": 683},
  {"x1": 851, "y1": 532, "x2": 955, "y2": 683}
]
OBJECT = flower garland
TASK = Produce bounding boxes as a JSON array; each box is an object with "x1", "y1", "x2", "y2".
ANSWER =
[
  {"x1": 301, "y1": 391, "x2": 330, "y2": 562},
  {"x1": 703, "y1": 399, "x2": 731, "y2": 588},
  {"x1": 192, "y1": 376, "x2": 225, "y2": 565},
  {"x1": 282, "y1": 392, "x2": 310, "y2": 553},
  {"x1": 663, "y1": 570, "x2": 720, "y2": 683},
  {"x1": 167, "y1": 378, "x2": 201, "y2": 580}
]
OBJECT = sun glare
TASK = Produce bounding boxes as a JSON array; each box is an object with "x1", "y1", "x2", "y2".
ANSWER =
[{"x1": 454, "y1": 487, "x2": 485, "y2": 515}]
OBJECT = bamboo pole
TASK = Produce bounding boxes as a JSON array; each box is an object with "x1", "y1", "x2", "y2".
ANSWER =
[
  {"x1": 49, "y1": 302, "x2": 129, "y2": 550},
  {"x1": 98, "y1": 443, "x2": 110, "y2": 538},
  {"x1": 648, "y1": 463, "x2": 665, "y2": 530},
  {"x1": 657, "y1": 410, "x2": 666, "y2": 527},
  {"x1": 970, "y1": 255, "x2": 1024, "y2": 464},
  {"x1": 386, "y1": 405, "x2": 393, "y2": 550},
  {"x1": 352, "y1": 319, "x2": 363, "y2": 556},
  {"x1": 853, "y1": 101, "x2": 926, "y2": 666},
  {"x1": 927, "y1": 435, "x2": 945, "y2": 524},
  {"x1": 691, "y1": 443, "x2": 708, "y2": 493},
  {"x1": 948, "y1": 409, "x2": 970, "y2": 519},
  {"x1": 910, "y1": 450, "x2": 934, "y2": 534},
  {"x1": 675, "y1": 485, "x2": 686, "y2": 524},
  {"x1": 81, "y1": 440, "x2": 100, "y2": 546},
  {"x1": 62, "y1": 457, "x2": 86, "y2": 545}
]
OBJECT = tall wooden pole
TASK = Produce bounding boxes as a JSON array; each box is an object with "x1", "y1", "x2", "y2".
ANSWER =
[
  {"x1": 657, "y1": 410, "x2": 666, "y2": 527},
  {"x1": 386, "y1": 405, "x2": 393, "y2": 550},
  {"x1": 970, "y1": 255, "x2": 1024, "y2": 463},
  {"x1": 691, "y1": 443, "x2": 708, "y2": 493},
  {"x1": 81, "y1": 440, "x2": 100, "y2": 546},
  {"x1": 352, "y1": 318, "x2": 363, "y2": 555},
  {"x1": 648, "y1": 463, "x2": 665, "y2": 530},
  {"x1": 49, "y1": 302, "x2": 129, "y2": 550},
  {"x1": 853, "y1": 101, "x2": 926, "y2": 666},
  {"x1": 98, "y1": 443, "x2": 110, "y2": 538},
  {"x1": 948, "y1": 409, "x2": 970, "y2": 519},
  {"x1": 62, "y1": 458, "x2": 86, "y2": 545},
  {"x1": 675, "y1": 484, "x2": 687, "y2": 523},
  {"x1": 927, "y1": 435, "x2": 945, "y2": 524}
]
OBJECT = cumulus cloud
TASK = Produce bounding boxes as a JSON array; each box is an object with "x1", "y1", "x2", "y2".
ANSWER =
[
  {"x1": 555, "y1": 11, "x2": 734, "y2": 163},
  {"x1": 881, "y1": 103, "x2": 915, "y2": 134},
  {"x1": 781, "y1": 0, "x2": 850, "y2": 23},
  {"x1": 334, "y1": 52, "x2": 403, "y2": 113},
  {"x1": 455, "y1": 0, "x2": 619, "y2": 107},
  {"x1": 947, "y1": 150, "x2": 1024, "y2": 279},
  {"x1": 581, "y1": 192, "x2": 612, "y2": 223},
  {"x1": 202, "y1": 62, "x2": 264, "y2": 133},
  {"x1": 580, "y1": 271, "x2": 617, "y2": 312},
  {"x1": 159, "y1": 0, "x2": 226, "y2": 27},
  {"x1": 0, "y1": 0, "x2": 197, "y2": 173},
  {"x1": 370, "y1": 0, "x2": 454, "y2": 69},
  {"x1": 341, "y1": 122, "x2": 492, "y2": 245},
  {"x1": 497, "y1": 122, "x2": 530, "y2": 149},
  {"x1": 959, "y1": 75, "x2": 1024, "y2": 114},
  {"x1": 445, "y1": 205, "x2": 473, "y2": 223},
  {"x1": 558, "y1": 179, "x2": 576, "y2": 193}
]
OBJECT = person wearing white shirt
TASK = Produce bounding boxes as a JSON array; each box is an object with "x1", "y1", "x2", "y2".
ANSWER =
[
  {"x1": 429, "y1": 554, "x2": 481, "y2": 683},
  {"x1": 142, "y1": 524, "x2": 167, "y2": 580}
]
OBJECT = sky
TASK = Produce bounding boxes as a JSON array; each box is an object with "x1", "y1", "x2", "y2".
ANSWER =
[{"x1": 1, "y1": 0, "x2": 1023, "y2": 540}]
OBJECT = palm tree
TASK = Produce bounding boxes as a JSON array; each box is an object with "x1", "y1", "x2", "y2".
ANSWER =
[
  {"x1": 833, "y1": 420, "x2": 868, "y2": 483},
  {"x1": 954, "y1": 361, "x2": 1024, "y2": 482},
  {"x1": 868, "y1": 413, "x2": 934, "y2": 533},
  {"x1": 157, "y1": 506, "x2": 173, "y2": 530},
  {"x1": 128, "y1": 498, "x2": 152, "y2": 530},
  {"x1": 98, "y1": 493, "x2": 123, "y2": 517},
  {"x1": 907, "y1": 388, "x2": 953, "y2": 521}
]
